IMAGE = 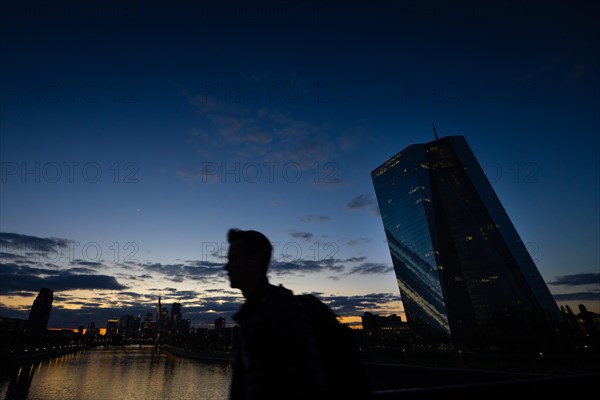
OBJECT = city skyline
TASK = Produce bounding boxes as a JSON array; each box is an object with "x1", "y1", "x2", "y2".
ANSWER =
[{"x1": 1, "y1": 2, "x2": 598, "y2": 330}]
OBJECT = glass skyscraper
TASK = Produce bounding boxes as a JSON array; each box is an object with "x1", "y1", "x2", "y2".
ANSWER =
[
  {"x1": 371, "y1": 135, "x2": 562, "y2": 348},
  {"x1": 27, "y1": 287, "x2": 54, "y2": 336}
]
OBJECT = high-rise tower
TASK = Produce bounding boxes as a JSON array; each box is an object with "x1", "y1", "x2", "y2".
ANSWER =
[
  {"x1": 156, "y1": 296, "x2": 168, "y2": 338},
  {"x1": 27, "y1": 288, "x2": 54, "y2": 336},
  {"x1": 371, "y1": 135, "x2": 562, "y2": 347}
]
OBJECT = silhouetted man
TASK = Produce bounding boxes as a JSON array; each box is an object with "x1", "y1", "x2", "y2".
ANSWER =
[{"x1": 226, "y1": 228, "x2": 327, "y2": 400}]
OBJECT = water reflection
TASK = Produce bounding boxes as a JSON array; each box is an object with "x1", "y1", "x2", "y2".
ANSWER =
[{"x1": 0, "y1": 346, "x2": 231, "y2": 400}]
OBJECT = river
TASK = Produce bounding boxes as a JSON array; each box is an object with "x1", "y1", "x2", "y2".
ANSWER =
[{"x1": 0, "y1": 346, "x2": 232, "y2": 399}]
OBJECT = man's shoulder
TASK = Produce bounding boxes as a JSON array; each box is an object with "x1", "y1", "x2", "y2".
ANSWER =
[
  {"x1": 263, "y1": 284, "x2": 299, "y2": 307},
  {"x1": 237, "y1": 284, "x2": 299, "y2": 316},
  {"x1": 265, "y1": 283, "x2": 294, "y2": 297},
  {"x1": 234, "y1": 284, "x2": 308, "y2": 330}
]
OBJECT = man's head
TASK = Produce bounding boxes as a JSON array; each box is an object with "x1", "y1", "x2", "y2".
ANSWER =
[{"x1": 225, "y1": 229, "x2": 273, "y2": 292}]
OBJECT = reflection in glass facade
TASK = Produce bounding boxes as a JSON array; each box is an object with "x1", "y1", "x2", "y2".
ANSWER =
[{"x1": 372, "y1": 136, "x2": 562, "y2": 348}]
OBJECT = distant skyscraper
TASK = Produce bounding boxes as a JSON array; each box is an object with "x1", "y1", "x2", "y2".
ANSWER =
[
  {"x1": 169, "y1": 302, "x2": 183, "y2": 337},
  {"x1": 156, "y1": 296, "x2": 168, "y2": 338},
  {"x1": 86, "y1": 321, "x2": 98, "y2": 339},
  {"x1": 27, "y1": 288, "x2": 53, "y2": 336},
  {"x1": 371, "y1": 135, "x2": 562, "y2": 347},
  {"x1": 119, "y1": 314, "x2": 141, "y2": 339},
  {"x1": 142, "y1": 312, "x2": 155, "y2": 338},
  {"x1": 106, "y1": 319, "x2": 119, "y2": 337},
  {"x1": 171, "y1": 303, "x2": 181, "y2": 325}
]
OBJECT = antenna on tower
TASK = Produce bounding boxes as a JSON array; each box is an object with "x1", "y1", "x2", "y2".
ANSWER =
[{"x1": 432, "y1": 122, "x2": 439, "y2": 140}]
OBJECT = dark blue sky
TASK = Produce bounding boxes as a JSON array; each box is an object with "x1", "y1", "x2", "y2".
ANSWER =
[{"x1": 1, "y1": 1, "x2": 598, "y2": 327}]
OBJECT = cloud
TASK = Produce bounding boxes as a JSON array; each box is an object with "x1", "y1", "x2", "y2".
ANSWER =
[
  {"x1": 172, "y1": 291, "x2": 201, "y2": 301},
  {"x1": 0, "y1": 263, "x2": 126, "y2": 293},
  {"x1": 0, "y1": 233, "x2": 109, "y2": 270},
  {"x1": 553, "y1": 291, "x2": 600, "y2": 301},
  {"x1": 269, "y1": 255, "x2": 390, "y2": 277},
  {"x1": 139, "y1": 260, "x2": 226, "y2": 283},
  {"x1": 119, "y1": 291, "x2": 147, "y2": 299},
  {"x1": 346, "y1": 262, "x2": 393, "y2": 275},
  {"x1": 0, "y1": 232, "x2": 72, "y2": 253},
  {"x1": 184, "y1": 93, "x2": 273, "y2": 147},
  {"x1": 70, "y1": 260, "x2": 104, "y2": 267},
  {"x1": 548, "y1": 273, "x2": 600, "y2": 287},
  {"x1": 343, "y1": 256, "x2": 367, "y2": 262},
  {"x1": 51, "y1": 293, "x2": 74, "y2": 301},
  {"x1": 66, "y1": 267, "x2": 98, "y2": 274},
  {"x1": 204, "y1": 288, "x2": 238, "y2": 295},
  {"x1": 174, "y1": 81, "x2": 335, "y2": 173},
  {"x1": 0, "y1": 251, "x2": 26, "y2": 261},
  {"x1": 345, "y1": 194, "x2": 376, "y2": 210},
  {"x1": 288, "y1": 230, "x2": 314, "y2": 241},
  {"x1": 311, "y1": 293, "x2": 402, "y2": 317},
  {"x1": 148, "y1": 287, "x2": 178, "y2": 292},
  {"x1": 269, "y1": 136, "x2": 332, "y2": 169},
  {"x1": 299, "y1": 215, "x2": 332, "y2": 223},
  {"x1": 345, "y1": 237, "x2": 373, "y2": 246},
  {"x1": 1, "y1": 290, "x2": 39, "y2": 298},
  {"x1": 270, "y1": 259, "x2": 344, "y2": 276},
  {"x1": 1, "y1": 263, "x2": 61, "y2": 276},
  {"x1": 115, "y1": 273, "x2": 148, "y2": 281}
]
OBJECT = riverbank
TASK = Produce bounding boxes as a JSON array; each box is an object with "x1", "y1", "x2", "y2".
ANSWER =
[
  {"x1": 3, "y1": 345, "x2": 87, "y2": 363},
  {"x1": 161, "y1": 345, "x2": 231, "y2": 362}
]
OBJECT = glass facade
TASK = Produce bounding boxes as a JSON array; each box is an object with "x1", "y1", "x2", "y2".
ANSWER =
[
  {"x1": 372, "y1": 136, "x2": 562, "y2": 347},
  {"x1": 372, "y1": 145, "x2": 451, "y2": 338}
]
